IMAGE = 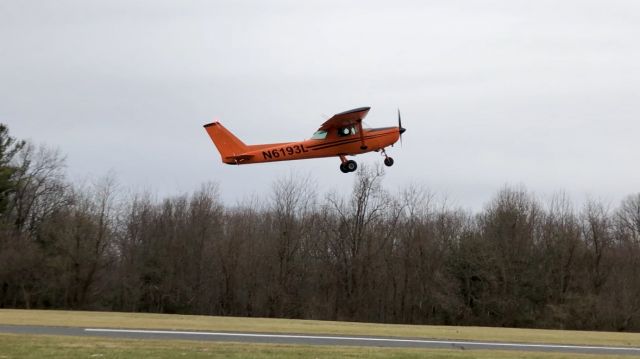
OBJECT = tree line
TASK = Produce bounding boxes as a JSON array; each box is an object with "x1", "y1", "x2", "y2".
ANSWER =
[{"x1": 1, "y1": 124, "x2": 640, "y2": 331}]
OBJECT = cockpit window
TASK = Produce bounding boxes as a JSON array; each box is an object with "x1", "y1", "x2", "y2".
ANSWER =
[{"x1": 311, "y1": 130, "x2": 328, "y2": 139}]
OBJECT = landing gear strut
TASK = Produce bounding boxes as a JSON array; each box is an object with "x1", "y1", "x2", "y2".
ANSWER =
[
  {"x1": 339, "y1": 155, "x2": 357, "y2": 173},
  {"x1": 381, "y1": 148, "x2": 394, "y2": 167}
]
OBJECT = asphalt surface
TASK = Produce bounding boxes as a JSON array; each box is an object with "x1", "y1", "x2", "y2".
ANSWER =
[{"x1": 1, "y1": 324, "x2": 640, "y2": 356}]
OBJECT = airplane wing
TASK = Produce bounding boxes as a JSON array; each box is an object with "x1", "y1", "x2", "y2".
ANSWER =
[{"x1": 317, "y1": 107, "x2": 370, "y2": 131}]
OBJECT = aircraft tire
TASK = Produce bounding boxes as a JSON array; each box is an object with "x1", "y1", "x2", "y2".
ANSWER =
[
  {"x1": 346, "y1": 160, "x2": 357, "y2": 172},
  {"x1": 384, "y1": 157, "x2": 394, "y2": 167},
  {"x1": 340, "y1": 163, "x2": 349, "y2": 173}
]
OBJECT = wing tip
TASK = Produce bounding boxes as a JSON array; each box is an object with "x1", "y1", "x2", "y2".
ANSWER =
[
  {"x1": 336, "y1": 106, "x2": 371, "y2": 116},
  {"x1": 203, "y1": 121, "x2": 219, "y2": 128}
]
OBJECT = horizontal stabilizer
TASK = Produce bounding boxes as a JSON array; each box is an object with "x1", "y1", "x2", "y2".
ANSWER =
[{"x1": 225, "y1": 154, "x2": 254, "y2": 163}]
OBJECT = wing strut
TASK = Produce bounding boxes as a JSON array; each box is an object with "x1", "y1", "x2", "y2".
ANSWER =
[{"x1": 357, "y1": 119, "x2": 367, "y2": 150}]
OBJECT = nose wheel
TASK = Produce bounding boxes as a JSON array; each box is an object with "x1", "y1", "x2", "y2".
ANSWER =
[{"x1": 381, "y1": 148, "x2": 394, "y2": 167}]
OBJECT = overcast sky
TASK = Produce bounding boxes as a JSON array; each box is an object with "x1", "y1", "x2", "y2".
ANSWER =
[{"x1": 2, "y1": 0, "x2": 639, "y2": 209}]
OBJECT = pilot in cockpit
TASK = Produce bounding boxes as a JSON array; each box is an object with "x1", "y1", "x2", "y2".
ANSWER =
[{"x1": 338, "y1": 126, "x2": 357, "y2": 137}]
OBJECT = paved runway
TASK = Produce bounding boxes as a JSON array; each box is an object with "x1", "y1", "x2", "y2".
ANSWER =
[{"x1": 1, "y1": 324, "x2": 640, "y2": 356}]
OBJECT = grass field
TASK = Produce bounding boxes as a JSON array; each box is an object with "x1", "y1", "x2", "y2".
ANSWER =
[
  {"x1": 1, "y1": 309, "x2": 639, "y2": 347},
  {"x1": 0, "y1": 333, "x2": 633, "y2": 359},
  {"x1": 0, "y1": 309, "x2": 639, "y2": 358}
]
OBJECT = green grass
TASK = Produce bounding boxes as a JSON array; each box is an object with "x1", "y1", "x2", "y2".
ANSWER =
[
  {"x1": 1, "y1": 309, "x2": 639, "y2": 348},
  {"x1": 0, "y1": 333, "x2": 632, "y2": 359}
]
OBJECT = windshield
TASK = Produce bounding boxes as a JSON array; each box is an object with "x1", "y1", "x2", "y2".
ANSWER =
[{"x1": 311, "y1": 130, "x2": 328, "y2": 139}]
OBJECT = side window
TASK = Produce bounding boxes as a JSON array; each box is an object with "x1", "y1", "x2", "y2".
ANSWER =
[{"x1": 338, "y1": 127, "x2": 352, "y2": 137}]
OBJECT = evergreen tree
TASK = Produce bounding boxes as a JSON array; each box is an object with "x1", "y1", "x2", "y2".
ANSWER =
[{"x1": 0, "y1": 124, "x2": 25, "y2": 217}]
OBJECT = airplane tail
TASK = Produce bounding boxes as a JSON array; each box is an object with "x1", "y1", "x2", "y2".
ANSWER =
[{"x1": 203, "y1": 122, "x2": 249, "y2": 162}]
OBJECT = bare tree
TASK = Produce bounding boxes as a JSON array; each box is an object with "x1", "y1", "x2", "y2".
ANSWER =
[
  {"x1": 265, "y1": 172, "x2": 316, "y2": 317},
  {"x1": 616, "y1": 194, "x2": 640, "y2": 243},
  {"x1": 322, "y1": 165, "x2": 401, "y2": 320},
  {"x1": 37, "y1": 174, "x2": 118, "y2": 308},
  {"x1": 581, "y1": 199, "x2": 613, "y2": 293},
  {"x1": 0, "y1": 142, "x2": 68, "y2": 308},
  {"x1": 537, "y1": 192, "x2": 582, "y2": 328},
  {"x1": 11, "y1": 143, "x2": 68, "y2": 234},
  {"x1": 473, "y1": 186, "x2": 543, "y2": 326}
]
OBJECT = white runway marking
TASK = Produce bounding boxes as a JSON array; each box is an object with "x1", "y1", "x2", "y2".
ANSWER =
[{"x1": 84, "y1": 328, "x2": 640, "y2": 353}]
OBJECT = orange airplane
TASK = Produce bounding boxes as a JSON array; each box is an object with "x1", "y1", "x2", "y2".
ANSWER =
[{"x1": 203, "y1": 107, "x2": 405, "y2": 173}]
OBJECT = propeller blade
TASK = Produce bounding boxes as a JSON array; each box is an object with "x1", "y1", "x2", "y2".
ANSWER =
[{"x1": 398, "y1": 108, "x2": 405, "y2": 146}]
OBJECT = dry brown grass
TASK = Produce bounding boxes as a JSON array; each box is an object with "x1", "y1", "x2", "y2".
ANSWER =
[
  {"x1": 0, "y1": 333, "x2": 632, "y2": 359},
  {"x1": 1, "y1": 309, "x2": 640, "y2": 348}
]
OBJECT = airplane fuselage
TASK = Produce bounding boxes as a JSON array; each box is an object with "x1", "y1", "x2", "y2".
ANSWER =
[{"x1": 222, "y1": 127, "x2": 400, "y2": 165}]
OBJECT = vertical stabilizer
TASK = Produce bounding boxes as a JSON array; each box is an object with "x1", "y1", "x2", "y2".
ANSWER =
[{"x1": 203, "y1": 122, "x2": 249, "y2": 161}]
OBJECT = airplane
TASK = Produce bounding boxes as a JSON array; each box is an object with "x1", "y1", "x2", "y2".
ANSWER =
[{"x1": 203, "y1": 107, "x2": 406, "y2": 173}]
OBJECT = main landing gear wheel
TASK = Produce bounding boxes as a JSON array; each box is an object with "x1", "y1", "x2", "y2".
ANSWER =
[{"x1": 340, "y1": 160, "x2": 357, "y2": 173}]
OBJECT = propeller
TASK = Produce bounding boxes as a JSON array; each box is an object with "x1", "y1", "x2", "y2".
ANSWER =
[{"x1": 398, "y1": 108, "x2": 406, "y2": 145}]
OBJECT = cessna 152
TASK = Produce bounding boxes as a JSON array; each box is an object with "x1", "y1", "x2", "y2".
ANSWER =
[{"x1": 203, "y1": 107, "x2": 405, "y2": 173}]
